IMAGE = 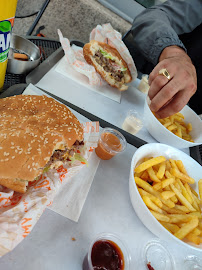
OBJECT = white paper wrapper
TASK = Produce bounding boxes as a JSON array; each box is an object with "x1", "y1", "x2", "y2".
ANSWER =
[
  {"x1": 49, "y1": 150, "x2": 100, "y2": 222},
  {"x1": 0, "y1": 121, "x2": 99, "y2": 257},
  {"x1": 58, "y1": 23, "x2": 137, "y2": 86},
  {"x1": 58, "y1": 29, "x2": 103, "y2": 86},
  {"x1": 90, "y1": 23, "x2": 137, "y2": 81},
  {"x1": 55, "y1": 56, "x2": 121, "y2": 103},
  {"x1": 138, "y1": 74, "x2": 150, "y2": 94}
]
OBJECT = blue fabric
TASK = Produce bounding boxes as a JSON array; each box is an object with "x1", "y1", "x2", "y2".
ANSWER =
[{"x1": 132, "y1": 0, "x2": 202, "y2": 65}]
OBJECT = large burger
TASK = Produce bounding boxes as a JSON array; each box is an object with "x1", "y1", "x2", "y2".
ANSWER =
[{"x1": 0, "y1": 95, "x2": 84, "y2": 193}]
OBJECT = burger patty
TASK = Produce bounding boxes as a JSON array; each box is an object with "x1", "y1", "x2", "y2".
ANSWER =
[
  {"x1": 94, "y1": 50, "x2": 124, "y2": 82},
  {"x1": 47, "y1": 140, "x2": 84, "y2": 166}
]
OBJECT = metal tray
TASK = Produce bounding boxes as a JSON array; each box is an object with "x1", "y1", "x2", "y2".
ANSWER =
[{"x1": 1, "y1": 37, "x2": 202, "y2": 164}]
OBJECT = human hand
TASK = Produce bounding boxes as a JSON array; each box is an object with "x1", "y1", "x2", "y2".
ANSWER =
[{"x1": 148, "y1": 46, "x2": 197, "y2": 118}]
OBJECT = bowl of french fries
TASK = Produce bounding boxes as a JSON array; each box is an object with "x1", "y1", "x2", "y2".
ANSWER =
[
  {"x1": 129, "y1": 143, "x2": 202, "y2": 251},
  {"x1": 144, "y1": 96, "x2": 202, "y2": 149}
]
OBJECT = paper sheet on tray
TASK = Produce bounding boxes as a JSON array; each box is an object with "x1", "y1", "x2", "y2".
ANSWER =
[
  {"x1": 49, "y1": 151, "x2": 100, "y2": 222},
  {"x1": 0, "y1": 84, "x2": 100, "y2": 257},
  {"x1": 55, "y1": 56, "x2": 121, "y2": 103}
]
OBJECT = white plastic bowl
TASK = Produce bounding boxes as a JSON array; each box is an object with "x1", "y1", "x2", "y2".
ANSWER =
[
  {"x1": 129, "y1": 143, "x2": 202, "y2": 252},
  {"x1": 144, "y1": 96, "x2": 202, "y2": 149}
]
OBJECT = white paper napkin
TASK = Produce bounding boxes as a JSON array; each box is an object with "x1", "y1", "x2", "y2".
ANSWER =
[
  {"x1": 23, "y1": 84, "x2": 100, "y2": 222},
  {"x1": 49, "y1": 152, "x2": 100, "y2": 222},
  {"x1": 55, "y1": 55, "x2": 121, "y2": 103}
]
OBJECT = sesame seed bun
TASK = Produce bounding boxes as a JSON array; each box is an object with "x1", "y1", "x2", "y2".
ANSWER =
[
  {"x1": 83, "y1": 40, "x2": 132, "y2": 91},
  {"x1": 0, "y1": 178, "x2": 28, "y2": 194},
  {"x1": 0, "y1": 95, "x2": 84, "y2": 193}
]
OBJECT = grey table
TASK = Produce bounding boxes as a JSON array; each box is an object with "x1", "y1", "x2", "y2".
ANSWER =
[
  {"x1": 0, "y1": 88, "x2": 201, "y2": 270},
  {"x1": 1, "y1": 47, "x2": 201, "y2": 270},
  {"x1": 1, "y1": 140, "x2": 201, "y2": 270}
]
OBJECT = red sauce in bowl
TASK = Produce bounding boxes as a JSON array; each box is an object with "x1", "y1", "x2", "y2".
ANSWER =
[{"x1": 91, "y1": 240, "x2": 124, "y2": 270}]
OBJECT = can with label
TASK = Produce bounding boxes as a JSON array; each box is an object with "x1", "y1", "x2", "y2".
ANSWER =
[{"x1": 0, "y1": 0, "x2": 18, "y2": 91}]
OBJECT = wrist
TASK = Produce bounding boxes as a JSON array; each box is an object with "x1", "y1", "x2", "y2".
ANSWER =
[{"x1": 159, "y1": 45, "x2": 191, "y2": 62}]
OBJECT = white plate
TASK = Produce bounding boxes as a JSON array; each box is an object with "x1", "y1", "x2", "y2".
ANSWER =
[{"x1": 129, "y1": 143, "x2": 202, "y2": 252}]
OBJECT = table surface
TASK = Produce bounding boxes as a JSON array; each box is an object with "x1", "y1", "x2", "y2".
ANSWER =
[
  {"x1": 1, "y1": 141, "x2": 201, "y2": 270},
  {"x1": 0, "y1": 59, "x2": 201, "y2": 270}
]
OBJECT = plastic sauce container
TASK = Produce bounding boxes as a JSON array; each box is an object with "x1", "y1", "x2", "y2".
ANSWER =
[
  {"x1": 83, "y1": 233, "x2": 131, "y2": 270},
  {"x1": 122, "y1": 110, "x2": 143, "y2": 135},
  {"x1": 143, "y1": 239, "x2": 175, "y2": 270},
  {"x1": 95, "y1": 128, "x2": 127, "y2": 160}
]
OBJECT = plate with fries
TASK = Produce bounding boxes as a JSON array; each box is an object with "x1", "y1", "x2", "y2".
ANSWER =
[
  {"x1": 144, "y1": 96, "x2": 202, "y2": 148},
  {"x1": 129, "y1": 143, "x2": 202, "y2": 251}
]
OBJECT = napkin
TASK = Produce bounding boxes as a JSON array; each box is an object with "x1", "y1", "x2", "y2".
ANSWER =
[
  {"x1": 49, "y1": 151, "x2": 100, "y2": 222},
  {"x1": 55, "y1": 56, "x2": 121, "y2": 103},
  {"x1": 0, "y1": 84, "x2": 100, "y2": 257}
]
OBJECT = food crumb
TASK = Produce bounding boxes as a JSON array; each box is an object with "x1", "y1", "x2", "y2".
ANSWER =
[{"x1": 71, "y1": 237, "x2": 76, "y2": 241}]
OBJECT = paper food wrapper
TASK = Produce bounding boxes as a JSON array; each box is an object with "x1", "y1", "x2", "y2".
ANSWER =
[
  {"x1": 137, "y1": 74, "x2": 150, "y2": 94},
  {"x1": 0, "y1": 121, "x2": 99, "y2": 257},
  {"x1": 58, "y1": 23, "x2": 137, "y2": 86}
]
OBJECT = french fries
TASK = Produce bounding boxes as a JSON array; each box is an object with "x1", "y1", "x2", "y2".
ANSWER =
[
  {"x1": 170, "y1": 184, "x2": 196, "y2": 212},
  {"x1": 135, "y1": 156, "x2": 166, "y2": 173},
  {"x1": 186, "y1": 233, "x2": 202, "y2": 245},
  {"x1": 157, "y1": 162, "x2": 166, "y2": 179},
  {"x1": 154, "y1": 112, "x2": 194, "y2": 142},
  {"x1": 162, "y1": 178, "x2": 175, "y2": 188},
  {"x1": 176, "y1": 179, "x2": 193, "y2": 204},
  {"x1": 160, "y1": 222, "x2": 179, "y2": 234},
  {"x1": 170, "y1": 168, "x2": 195, "y2": 184},
  {"x1": 175, "y1": 160, "x2": 187, "y2": 175},
  {"x1": 150, "y1": 210, "x2": 170, "y2": 222},
  {"x1": 174, "y1": 218, "x2": 198, "y2": 240},
  {"x1": 161, "y1": 191, "x2": 175, "y2": 200},
  {"x1": 142, "y1": 196, "x2": 165, "y2": 214},
  {"x1": 174, "y1": 205, "x2": 190, "y2": 213},
  {"x1": 138, "y1": 188, "x2": 163, "y2": 208},
  {"x1": 147, "y1": 167, "x2": 161, "y2": 182},
  {"x1": 134, "y1": 156, "x2": 202, "y2": 245},
  {"x1": 199, "y1": 179, "x2": 202, "y2": 204}
]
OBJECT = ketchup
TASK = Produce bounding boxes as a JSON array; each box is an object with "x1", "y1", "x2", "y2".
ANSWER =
[
  {"x1": 91, "y1": 240, "x2": 124, "y2": 270},
  {"x1": 147, "y1": 262, "x2": 155, "y2": 270},
  {"x1": 95, "y1": 132, "x2": 122, "y2": 160}
]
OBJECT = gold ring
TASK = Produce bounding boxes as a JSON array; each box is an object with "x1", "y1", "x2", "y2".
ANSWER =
[{"x1": 158, "y1": 68, "x2": 171, "y2": 80}]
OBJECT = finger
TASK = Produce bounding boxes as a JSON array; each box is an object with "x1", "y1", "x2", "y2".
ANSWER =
[
  {"x1": 155, "y1": 90, "x2": 191, "y2": 119},
  {"x1": 148, "y1": 61, "x2": 174, "y2": 86},
  {"x1": 148, "y1": 62, "x2": 166, "y2": 85},
  {"x1": 150, "y1": 77, "x2": 182, "y2": 112},
  {"x1": 148, "y1": 74, "x2": 170, "y2": 100}
]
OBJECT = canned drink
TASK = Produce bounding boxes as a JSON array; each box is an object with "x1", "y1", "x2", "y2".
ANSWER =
[{"x1": 0, "y1": 0, "x2": 18, "y2": 91}]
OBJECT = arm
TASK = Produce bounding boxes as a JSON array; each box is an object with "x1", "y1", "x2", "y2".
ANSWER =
[
  {"x1": 132, "y1": 0, "x2": 202, "y2": 65},
  {"x1": 132, "y1": 0, "x2": 201, "y2": 117}
]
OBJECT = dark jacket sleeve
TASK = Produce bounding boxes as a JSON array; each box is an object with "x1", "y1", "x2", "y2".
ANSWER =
[{"x1": 131, "y1": 0, "x2": 202, "y2": 65}]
